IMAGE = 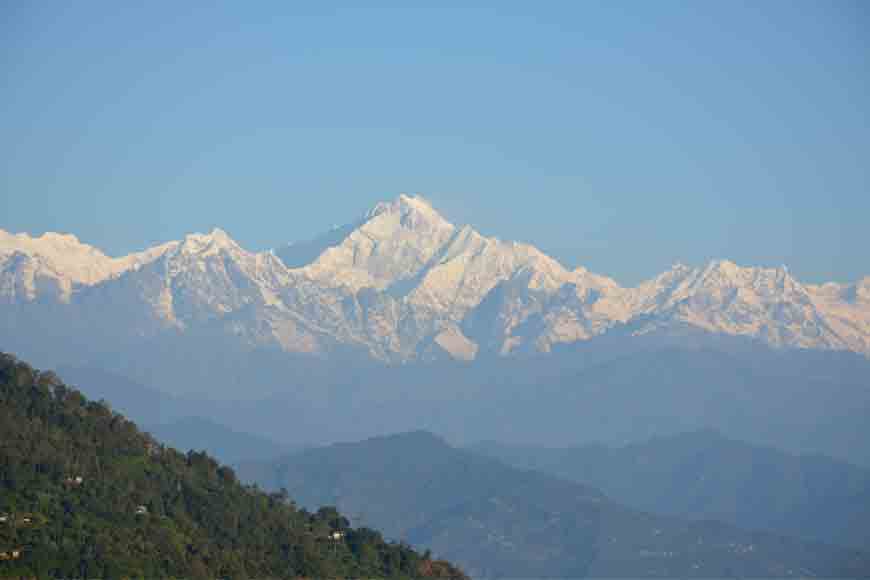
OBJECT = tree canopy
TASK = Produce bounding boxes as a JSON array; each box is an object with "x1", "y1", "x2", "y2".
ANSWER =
[{"x1": 0, "y1": 352, "x2": 465, "y2": 578}]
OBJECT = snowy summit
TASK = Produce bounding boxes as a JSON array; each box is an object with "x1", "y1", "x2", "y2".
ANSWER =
[{"x1": 1, "y1": 195, "x2": 869, "y2": 361}]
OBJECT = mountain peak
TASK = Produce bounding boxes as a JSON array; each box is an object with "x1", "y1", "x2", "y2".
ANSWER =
[
  {"x1": 4, "y1": 210, "x2": 870, "y2": 361},
  {"x1": 298, "y1": 194, "x2": 458, "y2": 290},
  {"x1": 209, "y1": 226, "x2": 230, "y2": 239},
  {"x1": 337, "y1": 430, "x2": 454, "y2": 456},
  {"x1": 398, "y1": 192, "x2": 432, "y2": 206},
  {"x1": 696, "y1": 259, "x2": 784, "y2": 285},
  {"x1": 1, "y1": 228, "x2": 93, "y2": 253},
  {"x1": 39, "y1": 231, "x2": 82, "y2": 245},
  {"x1": 0, "y1": 228, "x2": 123, "y2": 294},
  {"x1": 365, "y1": 193, "x2": 447, "y2": 224},
  {"x1": 180, "y1": 228, "x2": 239, "y2": 254},
  {"x1": 704, "y1": 258, "x2": 740, "y2": 275}
]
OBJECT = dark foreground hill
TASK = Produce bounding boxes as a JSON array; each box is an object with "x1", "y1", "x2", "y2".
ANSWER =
[
  {"x1": 239, "y1": 431, "x2": 870, "y2": 578},
  {"x1": 0, "y1": 353, "x2": 465, "y2": 579},
  {"x1": 471, "y1": 429, "x2": 870, "y2": 550}
]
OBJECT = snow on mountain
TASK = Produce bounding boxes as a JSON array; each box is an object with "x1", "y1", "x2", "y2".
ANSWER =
[
  {"x1": 2, "y1": 197, "x2": 868, "y2": 361},
  {"x1": 626, "y1": 260, "x2": 859, "y2": 352},
  {"x1": 299, "y1": 194, "x2": 458, "y2": 291},
  {"x1": 286, "y1": 194, "x2": 636, "y2": 358},
  {"x1": 806, "y1": 277, "x2": 870, "y2": 356},
  {"x1": 74, "y1": 228, "x2": 316, "y2": 345},
  {"x1": 0, "y1": 229, "x2": 174, "y2": 303},
  {"x1": 68, "y1": 226, "x2": 399, "y2": 358}
]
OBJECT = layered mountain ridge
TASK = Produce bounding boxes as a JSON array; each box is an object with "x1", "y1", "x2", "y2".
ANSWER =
[
  {"x1": 2, "y1": 194, "x2": 868, "y2": 361},
  {"x1": 238, "y1": 430, "x2": 870, "y2": 577}
]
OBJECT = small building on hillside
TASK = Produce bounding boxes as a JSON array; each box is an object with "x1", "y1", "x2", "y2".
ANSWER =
[{"x1": 0, "y1": 548, "x2": 22, "y2": 561}]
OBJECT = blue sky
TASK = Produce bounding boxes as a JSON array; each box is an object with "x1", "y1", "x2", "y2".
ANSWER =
[{"x1": 1, "y1": 1, "x2": 867, "y2": 285}]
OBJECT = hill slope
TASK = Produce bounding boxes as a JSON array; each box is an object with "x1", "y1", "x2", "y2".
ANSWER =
[
  {"x1": 0, "y1": 353, "x2": 464, "y2": 578},
  {"x1": 147, "y1": 416, "x2": 299, "y2": 465},
  {"x1": 238, "y1": 431, "x2": 870, "y2": 578}
]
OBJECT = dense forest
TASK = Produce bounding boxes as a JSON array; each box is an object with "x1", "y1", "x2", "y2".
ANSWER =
[{"x1": 0, "y1": 352, "x2": 465, "y2": 578}]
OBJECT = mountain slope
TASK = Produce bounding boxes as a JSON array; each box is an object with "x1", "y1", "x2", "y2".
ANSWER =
[
  {"x1": 214, "y1": 196, "x2": 870, "y2": 360},
  {"x1": 282, "y1": 194, "x2": 629, "y2": 359},
  {"x1": 0, "y1": 229, "x2": 174, "y2": 304},
  {"x1": 3, "y1": 194, "x2": 868, "y2": 366},
  {"x1": 471, "y1": 429, "x2": 870, "y2": 550},
  {"x1": 807, "y1": 276, "x2": 870, "y2": 355},
  {"x1": 627, "y1": 260, "x2": 852, "y2": 353},
  {"x1": 0, "y1": 353, "x2": 465, "y2": 578},
  {"x1": 147, "y1": 416, "x2": 298, "y2": 465},
  {"x1": 237, "y1": 431, "x2": 870, "y2": 578},
  {"x1": 55, "y1": 365, "x2": 181, "y2": 426}
]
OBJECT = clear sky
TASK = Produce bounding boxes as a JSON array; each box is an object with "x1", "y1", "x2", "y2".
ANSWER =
[{"x1": 1, "y1": 1, "x2": 867, "y2": 285}]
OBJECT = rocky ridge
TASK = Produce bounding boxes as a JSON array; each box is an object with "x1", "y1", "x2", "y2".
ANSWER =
[{"x1": 2, "y1": 194, "x2": 868, "y2": 361}]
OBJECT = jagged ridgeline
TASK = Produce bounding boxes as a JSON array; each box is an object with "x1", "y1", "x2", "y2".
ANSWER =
[{"x1": 0, "y1": 353, "x2": 466, "y2": 579}]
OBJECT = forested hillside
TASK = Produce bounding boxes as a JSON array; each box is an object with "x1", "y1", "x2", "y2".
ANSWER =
[{"x1": 0, "y1": 353, "x2": 465, "y2": 578}]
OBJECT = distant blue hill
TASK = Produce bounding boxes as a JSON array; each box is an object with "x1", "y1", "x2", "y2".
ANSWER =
[
  {"x1": 471, "y1": 429, "x2": 870, "y2": 550},
  {"x1": 237, "y1": 430, "x2": 870, "y2": 578},
  {"x1": 147, "y1": 416, "x2": 300, "y2": 465}
]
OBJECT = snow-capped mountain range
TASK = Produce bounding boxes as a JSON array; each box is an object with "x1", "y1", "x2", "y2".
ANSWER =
[{"x1": 2, "y1": 194, "x2": 869, "y2": 361}]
